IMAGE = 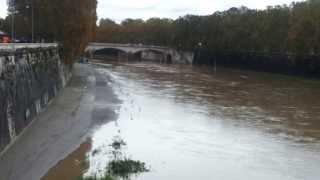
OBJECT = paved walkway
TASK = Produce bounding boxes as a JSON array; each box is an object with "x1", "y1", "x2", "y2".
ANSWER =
[{"x1": 0, "y1": 63, "x2": 120, "y2": 180}]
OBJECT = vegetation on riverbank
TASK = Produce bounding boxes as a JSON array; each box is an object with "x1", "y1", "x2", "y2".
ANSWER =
[
  {"x1": 77, "y1": 136, "x2": 149, "y2": 180},
  {"x1": 1, "y1": 0, "x2": 97, "y2": 64},
  {"x1": 77, "y1": 158, "x2": 149, "y2": 180},
  {"x1": 96, "y1": 0, "x2": 319, "y2": 56},
  {"x1": 95, "y1": 0, "x2": 320, "y2": 76},
  {"x1": 1, "y1": 0, "x2": 319, "y2": 75},
  {"x1": 77, "y1": 175, "x2": 114, "y2": 180}
]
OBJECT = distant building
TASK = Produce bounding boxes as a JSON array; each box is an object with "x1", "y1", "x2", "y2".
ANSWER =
[{"x1": 0, "y1": 30, "x2": 10, "y2": 43}]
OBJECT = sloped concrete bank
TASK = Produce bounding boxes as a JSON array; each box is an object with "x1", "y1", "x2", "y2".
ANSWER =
[{"x1": 0, "y1": 47, "x2": 71, "y2": 153}]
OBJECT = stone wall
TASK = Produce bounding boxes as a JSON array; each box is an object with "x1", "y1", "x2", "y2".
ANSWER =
[
  {"x1": 141, "y1": 51, "x2": 164, "y2": 62},
  {"x1": 0, "y1": 47, "x2": 70, "y2": 153},
  {"x1": 171, "y1": 50, "x2": 194, "y2": 64},
  {"x1": 194, "y1": 50, "x2": 320, "y2": 77}
]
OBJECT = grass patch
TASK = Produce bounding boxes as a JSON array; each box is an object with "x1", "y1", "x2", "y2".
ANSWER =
[
  {"x1": 110, "y1": 138, "x2": 126, "y2": 150},
  {"x1": 76, "y1": 175, "x2": 114, "y2": 180},
  {"x1": 107, "y1": 158, "x2": 149, "y2": 179},
  {"x1": 76, "y1": 136, "x2": 150, "y2": 180}
]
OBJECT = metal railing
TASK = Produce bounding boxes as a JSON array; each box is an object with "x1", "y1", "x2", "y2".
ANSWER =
[
  {"x1": 0, "y1": 43, "x2": 58, "y2": 51},
  {"x1": 88, "y1": 42, "x2": 171, "y2": 50}
]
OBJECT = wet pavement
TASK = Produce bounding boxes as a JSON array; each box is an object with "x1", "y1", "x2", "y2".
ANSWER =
[{"x1": 1, "y1": 61, "x2": 320, "y2": 180}]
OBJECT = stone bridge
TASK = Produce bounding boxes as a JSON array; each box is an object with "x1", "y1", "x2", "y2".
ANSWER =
[{"x1": 85, "y1": 43, "x2": 194, "y2": 64}]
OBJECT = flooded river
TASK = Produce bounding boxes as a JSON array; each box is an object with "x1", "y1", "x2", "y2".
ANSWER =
[{"x1": 44, "y1": 62, "x2": 320, "y2": 180}]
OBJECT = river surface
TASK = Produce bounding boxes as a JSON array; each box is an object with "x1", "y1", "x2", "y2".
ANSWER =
[{"x1": 44, "y1": 61, "x2": 320, "y2": 180}]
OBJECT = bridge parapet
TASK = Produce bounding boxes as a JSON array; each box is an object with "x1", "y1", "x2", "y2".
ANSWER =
[
  {"x1": 88, "y1": 42, "x2": 170, "y2": 50},
  {"x1": 87, "y1": 42, "x2": 194, "y2": 64}
]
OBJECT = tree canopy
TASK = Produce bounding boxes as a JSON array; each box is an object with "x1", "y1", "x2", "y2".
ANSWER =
[
  {"x1": 5, "y1": 0, "x2": 97, "y2": 64},
  {"x1": 96, "y1": 0, "x2": 320, "y2": 56}
]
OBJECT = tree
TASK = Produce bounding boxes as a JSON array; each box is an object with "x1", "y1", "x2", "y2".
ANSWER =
[{"x1": 6, "y1": 0, "x2": 97, "y2": 64}]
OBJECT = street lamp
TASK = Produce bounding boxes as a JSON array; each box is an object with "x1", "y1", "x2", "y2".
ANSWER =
[
  {"x1": 11, "y1": 10, "x2": 14, "y2": 42},
  {"x1": 8, "y1": 5, "x2": 16, "y2": 42},
  {"x1": 26, "y1": 0, "x2": 34, "y2": 43}
]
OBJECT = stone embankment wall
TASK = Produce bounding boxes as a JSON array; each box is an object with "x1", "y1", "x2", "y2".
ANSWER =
[
  {"x1": 0, "y1": 47, "x2": 70, "y2": 153},
  {"x1": 194, "y1": 50, "x2": 320, "y2": 77},
  {"x1": 173, "y1": 51, "x2": 194, "y2": 64},
  {"x1": 140, "y1": 50, "x2": 194, "y2": 64}
]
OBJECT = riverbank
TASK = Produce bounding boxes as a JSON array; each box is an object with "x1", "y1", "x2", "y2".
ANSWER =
[
  {"x1": 1, "y1": 60, "x2": 320, "y2": 180},
  {"x1": 0, "y1": 63, "x2": 121, "y2": 180}
]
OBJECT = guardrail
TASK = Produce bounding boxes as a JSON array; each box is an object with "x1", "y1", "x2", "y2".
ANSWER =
[
  {"x1": 0, "y1": 43, "x2": 58, "y2": 51},
  {"x1": 88, "y1": 42, "x2": 170, "y2": 50}
]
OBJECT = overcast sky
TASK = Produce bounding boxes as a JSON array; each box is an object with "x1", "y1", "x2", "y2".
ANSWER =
[
  {"x1": 98, "y1": 0, "x2": 300, "y2": 22},
  {"x1": 1, "y1": 0, "x2": 301, "y2": 22}
]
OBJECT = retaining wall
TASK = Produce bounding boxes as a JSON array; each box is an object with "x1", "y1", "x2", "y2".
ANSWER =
[
  {"x1": 194, "y1": 50, "x2": 320, "y2": 77},
  {"x1": 0, "y1": 47, "x2": 70, "y2": 153}
]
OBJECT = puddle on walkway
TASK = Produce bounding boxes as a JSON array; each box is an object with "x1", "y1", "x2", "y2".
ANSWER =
[{"x1": 42, "y1": 140, "x2": 91, "y2": 180}]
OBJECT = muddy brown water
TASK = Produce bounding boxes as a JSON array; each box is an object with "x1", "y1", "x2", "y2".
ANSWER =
[{"x1": 44, "y1": 62, "x2": 320, "y2": 180}]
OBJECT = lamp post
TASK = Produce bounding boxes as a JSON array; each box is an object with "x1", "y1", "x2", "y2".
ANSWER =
[
  {"x1": 26, "y1": 0, "x2": 34, "y2": 43},
  {"x1": 11, "y1": 10, "x2": 14, "y2": 42},
  {"x1": 31, "y1": 0, "x2": 34, "y2": 43},
  {"x1": 7, "y1": 0, "x2": 18, "y2": 42},
  {"x1": 9, "y1": 3, "x2": 15, "y2": 42}
]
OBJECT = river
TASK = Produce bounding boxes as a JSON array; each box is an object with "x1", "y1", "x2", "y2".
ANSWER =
[{"x1": 43, "y1": 61, "x2": 320, "y2": 180}]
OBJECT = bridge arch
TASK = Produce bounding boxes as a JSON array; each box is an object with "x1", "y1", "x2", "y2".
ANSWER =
[
  {"x1": 91, "y1": 47, "x2": 128, "y2": 60},
  {"x1": 85, "y1": 43, "x2": 194, "y2": 64}
]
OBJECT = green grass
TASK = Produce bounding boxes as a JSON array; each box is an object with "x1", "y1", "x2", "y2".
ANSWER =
[
  {"x1": 107, "y1": 158, "x2": 149, "y2": 178},
  {"x1": 76, "y1": 174, "x2": 115, "y2": 180},
  {"x1": 76, "y1": 136, "x2": 149, "y2": 180}
]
